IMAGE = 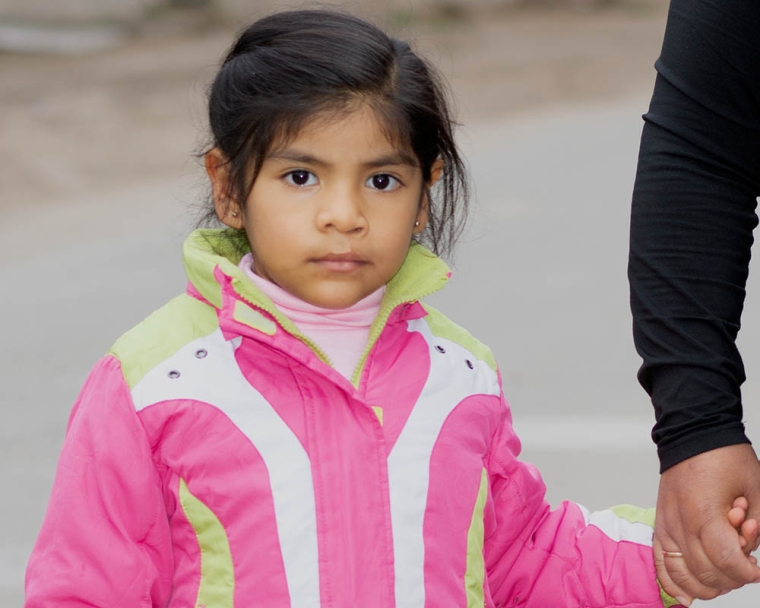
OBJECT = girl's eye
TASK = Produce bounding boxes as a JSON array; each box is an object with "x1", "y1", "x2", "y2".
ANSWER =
[
  {"x1": 366, "y1": 174, "x2": 401, "y2": 191},
  {"x1": 285, "y1": 170, "x2": 317, "y2": 187}
]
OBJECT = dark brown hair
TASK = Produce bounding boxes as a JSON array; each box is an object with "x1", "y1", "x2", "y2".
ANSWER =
[{"x1": 200, "y1": 9, "x2": 469, "y2": 259}]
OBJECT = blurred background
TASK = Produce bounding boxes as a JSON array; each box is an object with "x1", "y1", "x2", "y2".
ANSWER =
[{"x1": 5, "y1": 0, "x2": 760, "y2": 605}]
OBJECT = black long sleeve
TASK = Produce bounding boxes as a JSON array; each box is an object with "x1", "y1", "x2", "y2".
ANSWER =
[{"x1": 629, "y1": 0, "x2": 760, "y2": 471}]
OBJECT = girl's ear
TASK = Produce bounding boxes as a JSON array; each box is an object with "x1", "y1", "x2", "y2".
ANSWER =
[
  {"x1": 429, "y1": 158, "x2": 444, "y2": 188},
  {"x1": 205, "y1": 148, "x2": 244, "y2": 229},
  {"x1": 414, "y1": 159, "x2": 444, "y2": 235}
]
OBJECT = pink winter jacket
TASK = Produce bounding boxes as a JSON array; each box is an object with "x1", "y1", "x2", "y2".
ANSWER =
[{"x1": 25, "y1": 229, "x2": 675, "y2": 607}]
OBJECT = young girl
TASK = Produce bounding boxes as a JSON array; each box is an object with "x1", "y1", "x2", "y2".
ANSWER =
[{"x1": 23, "y1": 9, "x2": 753, "y2": 607}]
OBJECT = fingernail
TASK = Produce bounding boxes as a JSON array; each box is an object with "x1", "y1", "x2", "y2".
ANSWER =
[{"x1": 676, "y1": 597, "x2": 691, "y2": 607}]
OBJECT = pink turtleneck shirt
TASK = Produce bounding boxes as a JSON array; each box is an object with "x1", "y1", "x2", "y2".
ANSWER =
[{"x1": 238, "y1": 253, "x2": 384, "y2": 380}]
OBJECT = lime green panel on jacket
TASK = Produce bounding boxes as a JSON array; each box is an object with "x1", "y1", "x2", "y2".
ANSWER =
[
  {"x1": 185, "y1": 229, "x2": 333, "y2": 365},
  {"x1": 233, "y1": 300, "x2": 277, "y2": 335},
  {"x1": 659, "y1": 586, "x2": 682, "y2": 608},
  {"x1": 609, "y1": 506, "x2": 680, "y2": 608},
  {"x1": 110, "y1": 294, "x2": 219, "y2": 389},
  {"x1": 183, "y1": 229, "x2": 247, "y2": 310},
  {"x1": 351, "y1": 243, "x2": 451, "y2": 386},
  {"x1": 609, "y1": 504, "x2": 656, "y2": 527},
  {"x1": 422, "y1": 305, "x2": 497, "y2": 372},
  {"x1": 465, "y1": 468, "x2": 488, "y2": 607},
  {"x1": 179, "y1": 478, "x2": 235, "y2": 608}
]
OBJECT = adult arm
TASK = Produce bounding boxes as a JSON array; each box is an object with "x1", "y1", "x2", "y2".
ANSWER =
[
  {"x1": 630, "y1": 0, "x2": 760, "y2": 470},
  {"x1": 629, "y1": 0, "x2": 760, "y2": 599}
]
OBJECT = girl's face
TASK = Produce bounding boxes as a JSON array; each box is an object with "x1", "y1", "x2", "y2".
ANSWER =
[{"x1": 209, "y1": 105, "x2": 438, "y2": 309}]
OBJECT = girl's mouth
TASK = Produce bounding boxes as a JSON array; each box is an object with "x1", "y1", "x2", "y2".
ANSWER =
[{"x1": 312, "y1": 253, "x2": 367, "y2": 272}]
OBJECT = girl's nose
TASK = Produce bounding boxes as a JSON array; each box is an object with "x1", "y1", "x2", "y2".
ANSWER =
[{"x1": 316, "y1": 187, "x2": 367, "y2": 233}]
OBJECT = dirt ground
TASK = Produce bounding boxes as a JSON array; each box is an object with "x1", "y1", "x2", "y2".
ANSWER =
[{"x1": 0, "y1": 1, "x2": 669, "y2": 251}]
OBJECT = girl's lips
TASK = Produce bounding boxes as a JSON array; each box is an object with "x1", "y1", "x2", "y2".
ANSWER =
[{"x1": 312, "y1": 253, "x2": 367, "y2": 272}]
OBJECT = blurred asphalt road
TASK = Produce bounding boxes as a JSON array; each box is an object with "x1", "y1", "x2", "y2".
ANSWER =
[{"x1": 4, "y1": 95, "x2": 760, "y2": 605}]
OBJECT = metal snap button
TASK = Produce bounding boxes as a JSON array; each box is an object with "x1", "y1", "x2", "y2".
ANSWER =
[
  {"x1": 435, "y1": 345, "x2": 446, "y2": 354},
  {"x1": 465, "y1": 359, "x2": 474, "y2": 369},
  {"x1": 168, "y1": 370, "x2": 181, "y2": 379},
  {"x1": 195, "y1": 349, "x2": 208, "y2": 359}
]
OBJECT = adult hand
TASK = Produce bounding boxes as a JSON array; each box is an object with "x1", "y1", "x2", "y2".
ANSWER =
[{"x1": 654, "y1": 444, "x2": 760, "y2": 605}]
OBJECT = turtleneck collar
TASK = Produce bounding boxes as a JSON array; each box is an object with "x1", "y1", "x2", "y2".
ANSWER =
[{"x1": 238, "y1": 253, "x2": 384, "y2": 378}]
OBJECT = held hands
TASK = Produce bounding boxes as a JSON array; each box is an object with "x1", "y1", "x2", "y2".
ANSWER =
[{"x1": 654, "y1": 444, "x2": 760, "y2": 606}]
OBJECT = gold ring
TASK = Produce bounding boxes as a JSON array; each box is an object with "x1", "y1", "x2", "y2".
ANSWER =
[{"x1": 662, "y1": 551, "x2": 684, "y2": 558}]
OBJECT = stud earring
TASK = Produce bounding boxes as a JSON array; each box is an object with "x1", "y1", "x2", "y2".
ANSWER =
[
  {"x1": 414, "y1": 221, "x2": 420, "y2": 227},
  {"x1": 231, "y1": 211, "x2": 239, "y2": 217}
]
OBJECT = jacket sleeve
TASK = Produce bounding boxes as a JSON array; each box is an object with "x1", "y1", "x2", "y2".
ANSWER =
[
  {"x1": 629, "y1": 0, "x2": 760, "y2": 471},
  {"x1": 25, "y1": 355, "x2": 174, "y2": 607},
  {"x1": 484, "y1": 394, "x2": 676, "y2": 608}
]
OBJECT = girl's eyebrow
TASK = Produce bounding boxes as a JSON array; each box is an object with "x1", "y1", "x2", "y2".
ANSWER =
[
  {"x1": 268, "y1": 150, "x2": 419, "y2": 169},
  {"x1": 363, "y1": 152, "x2": 419, "y2": 169}
]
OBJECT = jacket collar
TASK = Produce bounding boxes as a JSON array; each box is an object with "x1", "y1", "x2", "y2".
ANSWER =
[
  {"x1": 184, "y1": 228, "x2": 451, "y2": 320},
  {"x1": 183, "y1": 229, "x2": 449, "y2": 366},
  {"x1": 184, "y1": 229, "x2": 451, "y2": 384}
]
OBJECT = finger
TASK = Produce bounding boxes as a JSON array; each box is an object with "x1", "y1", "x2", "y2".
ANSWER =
[
  {"x1": 660, "y1": 545, "x2": 723, "y2": 601},
  {"x1": 654, "y1": 536, "x2": 694, "y2": 606},
  {"x1": 729, "y1": 506, "x2": 746, "y2": 529},
  {"x1": 740, "y1": 519, "x2": 759, "y2": 554},
  {"x1": 743, "y1": 486, "x2": 760, "y2": 552},
  {"x1": 744, "y1": 517, "x2": 760, "y2": 552}
]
